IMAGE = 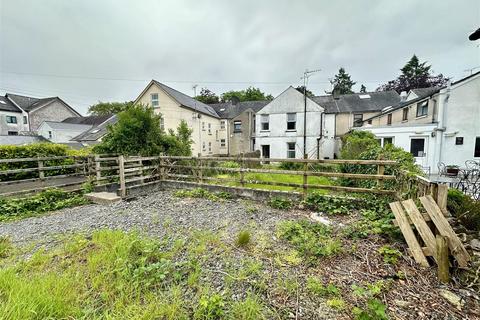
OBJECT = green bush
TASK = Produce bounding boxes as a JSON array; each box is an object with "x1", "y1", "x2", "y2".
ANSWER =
[
  {"x1": 339, "y1": 131, "x2": 423, "y2": 189},
  {"x1": 268, "y1": 197, "x2": 293, "y2": 210},
  {"x1": 0, "y1": 143, "x2": 79, "y2": 181},
  {"x1": 94, "y1": 105, "x2": 193, "y2": 156},
  {"x1": 0, "y1": 189, "x2": 89, "y2": 221},
  {"x1": 447, "y1": 189, "x2": 480, "y2": 231},
  {"x1": 219, "y1": 161, "x2": 240, "y2": 169},
  {"x1": 278, "y1": 162, "x2": 303, "y2": 171},
  {"x1": 304, "y1": 193, "x2": 355, "y2": 215}
]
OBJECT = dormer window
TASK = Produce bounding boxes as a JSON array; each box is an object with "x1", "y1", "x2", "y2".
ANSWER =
[
  {"x1": 416, "y1": 101, "x2": 428, "y2": 117},
  {"x1": 151, "y1": 93, "x2": 159, "y2": 107}
]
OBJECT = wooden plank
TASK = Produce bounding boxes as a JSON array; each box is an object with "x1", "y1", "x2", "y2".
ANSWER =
[
  {"x1": 390, "y1": 201, "x2": 429, "y2": 267},
  {"x1": 159, "y1": 164, "x2": 396, "y2": 180},
  {"x1": 436, "y1": 184, "x2": 448, "y2": 216},
  {"x1": 436, "y1": 235, "x2": 450, "y2": 283},
  {"x1": 118, "y1": 155, "x2": 126, "y2": 198},
  {"x1": 419, "y1": 195, "x2": 470, "y2": 268},
  {"x1": 402, "y1": 199, "x2": 437, "y2": 262},
  {"x1": 159, "y1": 155, "x2": 397, "y2": 165},
  {"x1": 407, "y1": 247, "x2": 434, "y2": 257},
  {"x1": 393, "y1": 212, "x2": 431, "y2": 226}
]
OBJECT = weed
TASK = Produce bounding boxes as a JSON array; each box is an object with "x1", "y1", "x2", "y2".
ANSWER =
[
  {"x1": 0, "y1": 188, "x2": 89, "y2": 221},
  {"x1": 304, "y1": 193, "x2": 355, "y2": 215},
  {"x1": 343, "y1": 209, "x2": 399, "y2": 240},
  {"x1": 306, "y1": 276, "x2": 340, "y2": 297},
  {"x1": 194, "y1": 294, "x2": 225, "y2": 320},
  {"x1": 326, "y1": 298, "x2": 346, "y2": 310},
  {"x1": 268, "y1": 197, "x2": 293, "y2": 210},
  {"x1": 277, "y1": 220, "x2": 342, "y2": 264},
  {"x1": 236, "y1": 230, "x2": 251, "y2": 248},
  {"x1": 230, "y1": 294, "x2": 267, "y2": 320},
  {"x1": 378, "y1": 246, "x2": 402, "y2": 265},
  {"x1": 0, "y1": 236, "x2": 12, "y2": 258},
  {"x1": 174, "y1": 188, "x2": 232, "y2": 202},
  {"x1": 352, "y1": 299, "x2": 388, "y2": 320}
]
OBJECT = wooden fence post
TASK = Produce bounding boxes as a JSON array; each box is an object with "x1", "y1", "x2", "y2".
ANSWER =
[
  {"x1": 436, "y1": 234, "x2": 450, "y2": 283},
  {"x1": 95, "y1": 155, "x2": 101, "y2": 183},
  {"x1": 240, "y1": 153, "x2": 245, "y2": 188},
  {"x1": 38, "y1": 159, "x2": 45, "y2": 181},
  {"x1": 198, "y1": 156, "x2": 203, "y2": 184},
  {"x1": 377, "y1": 163, "x2": 385, "y2": 189},
  {"x1": 436, "y1": 184, "x2": 448, "y2": 216},
  {"x1": 118, "y1": 155, "x2": 126, "y2": 198},
  {"x1": 159, "y1": 157, "x2": 165, "y2": 181}
]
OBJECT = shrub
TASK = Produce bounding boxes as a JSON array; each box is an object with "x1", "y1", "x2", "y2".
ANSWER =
[
  {"x1": 447, "y1": 189, "x2": 480, "y2": 231},
  {"x1": 278, "y1": 162, "x2": 303, "y2": 171},
  {"x1": 219, "y1": 161, "x2": 240, "y2": 169},
  {"x1": 0, "y1": 189, "x2": 89, "y2": 221},
  {"x1": 277, "y1": 220, "x2": 341, "y2": 263},
  {"x1": 268, "y1": 197, "x2": 293, "y2": 210},
  {"x1": 236, "y1": 230, "x2": 251, "y2": 248},
  {"x1": 0, "y1": 143, "x2": 78, "y2": 181},
  {"x1": 304, "y1": 193, "x2": 355, "y2": 215},
  {"x1": 339, "y1": 131, "x2": 423, "y2": 189},
  {"x1": 94, "y1": 105, "x2": 193, "y2": 156}
]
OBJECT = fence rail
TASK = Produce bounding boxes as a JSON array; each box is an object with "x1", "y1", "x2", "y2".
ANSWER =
[{"x1": 0, "y1": 154, "x2": 448, "y2": 205}]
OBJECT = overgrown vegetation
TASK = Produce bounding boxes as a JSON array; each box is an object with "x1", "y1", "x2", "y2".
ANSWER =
[
  {"x1": 447, "y1": 189, "x2": 480, "y2": 231},
  {"x1": 277, "y1": 219, "x2": 342, "y2": 264},
  {"x1": 0, "y1": 143, "x2": 82, "y2": 181},
  {"x1": 304, "y1": 192, "x2": 356, "y2": 215},
  {"x1": 0, "y1": 189, "x2": 89, "y2": 221},
  {"x1": 268, "y1": 197, "x2": 293, "y2": 210},
  {"x1": 93, "y1": 104, "x2": 193, "y2": 156},
  {"x1": 174, "y1": 188, "x2": 232, "y2": 201},
  {"x1": 236, "y1": 230, "x2": 251, "y2": 248},
  {"x1": 339, "y1": 131, "x2": 422, "y2": 190}
]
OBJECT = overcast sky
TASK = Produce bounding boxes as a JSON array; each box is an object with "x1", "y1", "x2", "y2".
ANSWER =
[{"x1": 1, "y1": 0, "x2": 479, "y2": 115}]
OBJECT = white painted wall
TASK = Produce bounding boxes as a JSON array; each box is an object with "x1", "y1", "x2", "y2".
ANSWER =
[
  {"x1": 254, "y1": 87, "x2": 324, "y2": 159},
  {"x1": 0, "y1": 111, "x2": 28, "y2": 135},
  {"x1": 38, "y1": 122, "x2": 92, "y2": 143},
  {"x1": 437, "y1": 74, "x2": 480, "y2": 167}
]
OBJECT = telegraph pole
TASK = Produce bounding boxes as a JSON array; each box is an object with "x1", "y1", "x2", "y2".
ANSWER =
[{"x1": 301, "y1": 69, "x2": 321, "y2": 158}]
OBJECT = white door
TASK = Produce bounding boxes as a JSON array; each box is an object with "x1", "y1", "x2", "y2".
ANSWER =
[{"x1": 410, "y1": 137, "x2": 428, "y2": 168}]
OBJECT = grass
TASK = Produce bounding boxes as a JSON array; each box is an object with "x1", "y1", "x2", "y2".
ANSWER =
[{"x1": 214, "y1": 172, "x2": 332, "y2": 193}]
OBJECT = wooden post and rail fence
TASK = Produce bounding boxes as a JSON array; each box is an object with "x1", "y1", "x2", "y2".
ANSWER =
[{"x1": 0, "y1": 154, "x2": 471, "y2": 282}]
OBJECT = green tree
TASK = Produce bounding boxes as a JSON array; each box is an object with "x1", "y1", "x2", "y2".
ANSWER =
[
  {"x1": 295, "y1": 86, "x2": 315, "y2": 98},
  {"x1": 220, "y1": 87, "x2": 273, "y2": 102},
  {"x1": 88, "y1": 101, "x2": 133, "y2": 115},
  {"x1": 195, "y1": 88, "x2": 219, "y2": 104},
  {"x1": 330, "y1": 68, "x2": 356, "y2": 94},
  {"x1": 93, "y1": 105, "x2": 192, "y2": 156},
  {"x1": 377, "y1": 55, "x2": 449, "y2": 93},
  {"x1": 360, "y1": 85, "x2": 367, "y2": 93}
]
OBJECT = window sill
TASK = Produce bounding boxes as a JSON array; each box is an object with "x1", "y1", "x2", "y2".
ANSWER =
[
  {"x1": 415, "y1": 115, "x2": 428, "y2": 120},
  {"x1": 286, "y1": 130, "x2": 297, "y2": 132},
  {"x1": 260, "y1": 130, "x2": 270, "y2": 133},
  {"x1": 402, "y1": 120, "x2": 408, "y2": 123}
]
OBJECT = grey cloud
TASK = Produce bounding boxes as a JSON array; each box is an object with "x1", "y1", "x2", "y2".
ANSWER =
[{"x1": 0, "y1": 0, "x2": 478, "y2": 114}]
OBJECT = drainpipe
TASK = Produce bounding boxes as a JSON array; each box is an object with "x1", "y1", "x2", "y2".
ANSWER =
[{"x1": 316, "y1": 112, "x2": 324, "y2": 159}]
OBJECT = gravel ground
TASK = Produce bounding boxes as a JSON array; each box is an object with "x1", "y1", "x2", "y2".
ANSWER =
[{"x1": 0, "y1": 190, "x2": 304, "y2": 246}]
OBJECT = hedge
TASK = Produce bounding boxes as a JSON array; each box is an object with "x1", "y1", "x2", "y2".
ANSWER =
[{"x1": 0, "y1": 143, "x2": 86, "y2": 181}]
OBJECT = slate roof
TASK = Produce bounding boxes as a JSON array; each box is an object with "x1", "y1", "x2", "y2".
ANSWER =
[
  {"x1": 152, "y1": 81, "x2": 219, "y2": 118},
  {"x1": 62, "y1": 114, "x2": 113, "y2": 126},
  {"x1": 42, "y1": 121, "x2": 92, "y2": 131},
  {"x1": 411, "y1": 87, "x2": 441, "y2": 99},
  {"x1": 0, "y1": 135, "x2": 48, "y2": 146},
  {"x1": 312, "y1": 91, "x2": 401, "y2": 114},
  {"x1": 209, "y1": 100, "x2": 270, "y2": 119},
  {"x1": 72, "y1": 115, "x2": 118, "y2": 142},
  {"x1": 0, "y1": 96, "x2": 21, "y2": 112},
  {"x1": 6, "y1": 93, "x2": 58, "y2": 112}
]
